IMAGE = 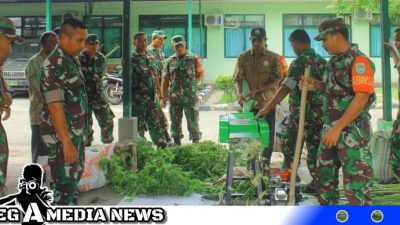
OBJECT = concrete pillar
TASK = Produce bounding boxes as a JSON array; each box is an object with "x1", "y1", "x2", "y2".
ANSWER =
[{"x1": 118, "y1": 117, "x2": 137, "y2": 142}]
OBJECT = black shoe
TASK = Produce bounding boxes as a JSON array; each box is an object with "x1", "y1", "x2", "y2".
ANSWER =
[
  {"x1": 302, "y1": 183, "x2": 316, "y2": 194},
  {"x1": 173, "y1": 138, "x2": 181, "y2": 146},
  {"x1": 157, "y1": 142, "x2": 167, "y2": 149}
]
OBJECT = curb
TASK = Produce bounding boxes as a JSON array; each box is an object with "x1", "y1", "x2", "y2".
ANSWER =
[{"x1": 197, "y1": 84, "x2": 215, "y2": 111}]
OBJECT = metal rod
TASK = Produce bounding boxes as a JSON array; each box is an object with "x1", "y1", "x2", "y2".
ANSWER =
[
  {"x1": 46, "y1": 0, "x2": 52, "y2": 31},
  {"x1": 381, "y1": 0, "x2": 392, "y2": 121},
  {"x1": 187, "y1": 0, "x2": 193, "y2": 51},
  {"x1": 199, "y1": 0, "x2": 202, "y2": 56},
  {"x1": 122, "y1": 0, "x2": 132, "y2": 117}
]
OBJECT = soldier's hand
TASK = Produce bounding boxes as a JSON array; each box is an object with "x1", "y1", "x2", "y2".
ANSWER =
[
  {"x1": 384, "y1": 42, "x2": 393, "y2": 50},
  {"x1": 247, "y1": 90, "x2": 257, "y2": 99},
  {"x1": 2, "y1": 92, "x2": 12, "y2": 106},
  {"x1": 254, "y1": 106, "x2": 270, "y2": 119},
  {"x1": 238, "y1": 94, "x2": 245, "y2": 108},
  {"x1": 322, "y1": 127, "x2": 342, "y2": 148},
  {"x1": 63, "y1": 140, "x2": 78, "y2": 164},
  {"x1": 2, "y1": 106, "x2": 10, "y2": 121},
  {"x1": 161, "y1": 98, "x2": 167, "y2": 109},
  {"x1": 299, "y1": 76, "x2": 316, "y2": 91}
]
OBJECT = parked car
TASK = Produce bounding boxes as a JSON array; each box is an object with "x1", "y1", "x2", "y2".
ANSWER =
[{"x1": 3, "y1": 39, "x2": 40, "y2": 94}]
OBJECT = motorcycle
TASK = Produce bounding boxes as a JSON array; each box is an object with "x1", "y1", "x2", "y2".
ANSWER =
[{"x1": 103, "y1": 72, "x2": 123, "y2": 105}]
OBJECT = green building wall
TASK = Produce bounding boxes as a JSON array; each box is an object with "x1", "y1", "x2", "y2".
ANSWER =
[{"x1": 0, "y1": 1, "x2": 395, "y2": 84}]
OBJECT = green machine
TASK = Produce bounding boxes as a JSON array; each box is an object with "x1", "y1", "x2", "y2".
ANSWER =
[
  {"x1": 218, "y1": 112, "x2": 270, "y2": 204},
  {"x1": 219, "y1": 112, "x2": 269, "y2": 147}
]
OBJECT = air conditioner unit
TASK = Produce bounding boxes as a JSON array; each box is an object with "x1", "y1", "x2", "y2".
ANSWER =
[
  {"x1": 205, "y1": 14, "x2": 224, "y2": 26},
  {"x1": 354, "y1": 8, "x2": 373, "y2": 20},
  {"x1": 62, "y1": 12, "x2": 82, "y2": 22}
]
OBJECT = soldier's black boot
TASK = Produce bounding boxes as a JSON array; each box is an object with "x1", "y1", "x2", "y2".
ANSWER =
[
  {"x1": 157, "y1": 141, "x2": 167, "y2": 149},
  {"x1": 173, "y1": 138, "x2": 181, "y2": 146}
]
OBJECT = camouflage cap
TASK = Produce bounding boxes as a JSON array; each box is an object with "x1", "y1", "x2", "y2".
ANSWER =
[
  {"x1": 314, "y1": 18, "x2": 346, "y2": 41},
  {"x1": 86, "y1": 34, "x2": 99, "y2": 44},
  {"x1": 171, "y1": 35, "x2": 185, "y2": 46},
  {"x1": 0, "y1": 17, "x2": 24, "y2": 43},
  {"x1": 250, "y1": 27, "x2": 267, "y2": 39},
  {"x1": 152, "y1": 30, "x2": 167, "y2": 39}
]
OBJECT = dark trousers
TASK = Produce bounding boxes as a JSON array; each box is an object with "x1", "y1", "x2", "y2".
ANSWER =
[
  {"x1": 31, "y1": 125, "x2": 48, "y2": 163},
  {"x1": 253, "y1": 108, "x2": 276, "y2": 168}
]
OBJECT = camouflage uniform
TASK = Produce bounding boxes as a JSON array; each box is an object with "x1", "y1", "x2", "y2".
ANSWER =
[
  {"x1": 164, "y1": 51, "x2": 203, "y2": 142},
  {"x1": 147, "y1": 45, "x2": 171, "y2": 142},
  {"x1": 0, "y1": 74, "x2": 8, "y2": 196},
  {"x1": 315, "y1": 48, "x2": 375, "y2": 205},
  {"x1": 79, "y1": 50, "x2": 114, "y2": 145},
  {"x1": 281, "y1": 48, "x2": 326, "y2": 182},
  {"x1": 40, "y1": 46, "x2": 88, "y2": 205},
  {"x1": 131, "y1": 51, "x2": 166, "y2": 147},
  {"x1": 390, "y1": 62, "x2": 400, "y2": 177}
]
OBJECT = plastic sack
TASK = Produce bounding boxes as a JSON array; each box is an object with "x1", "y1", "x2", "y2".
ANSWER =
[
  {"x1": 371, "y1": 120, "x2": 394, "y2": 183},
  {"x1": 77, "y1": 142, "x2": 116, "y2": 192}
]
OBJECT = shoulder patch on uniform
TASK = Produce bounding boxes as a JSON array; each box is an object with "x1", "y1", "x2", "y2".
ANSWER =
[{"x1": 355, "y1": 62, "x2": 366, "y2": 75}]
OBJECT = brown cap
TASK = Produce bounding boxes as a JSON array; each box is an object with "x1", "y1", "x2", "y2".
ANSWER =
[
  {"x1": 0, "y1": 17, "x2": 24, "y2": 43},
  {"x1": 314, "y1": 18, "x2": 346, "y2": 41}
]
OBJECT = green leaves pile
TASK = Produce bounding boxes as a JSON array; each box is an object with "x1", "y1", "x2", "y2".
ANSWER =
[
  {"x1": 371, "y1": 183, "x2": 400, "y2": 205},
  {"x1": 100, "y1": 140, "x2": 228, "y2": 197}
]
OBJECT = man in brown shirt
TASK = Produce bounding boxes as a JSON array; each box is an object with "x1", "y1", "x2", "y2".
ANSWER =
[{"x1": 234, "y1": 27, "x2": 283, "y2": 169}]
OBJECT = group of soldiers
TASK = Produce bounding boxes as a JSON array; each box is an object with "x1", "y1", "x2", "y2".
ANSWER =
[
  {"x1": 27, "y1": 19, "x2": 114, "y2": 205},
  {"x1": 0, "y1": 16, "x2": 204, "y2": 205},
  {"x1": 131, "y1": 31, "x2": 204, "y2": 148},
  {"x1": 238, "y1": 17, "x2": 400, "y2": 206},
  {"x1": 0, "y1": 14, "x2": 400, "y2": 206}
]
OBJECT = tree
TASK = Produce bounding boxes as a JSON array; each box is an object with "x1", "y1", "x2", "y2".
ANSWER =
[{"x1": 330, "y1": 0, "x2": 400, "y2": 21}]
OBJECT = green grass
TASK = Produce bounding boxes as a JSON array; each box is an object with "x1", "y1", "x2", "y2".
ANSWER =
[{"x1": 218, "y1": 93, "x2": 236, "y2": 104}]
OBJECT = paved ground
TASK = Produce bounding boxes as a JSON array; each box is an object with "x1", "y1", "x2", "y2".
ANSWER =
[
  {"x1": 2, "y1": 95, "x2": 229, "y2": 205},
  {"x1": 2, "y1": 94, "x2": 398, "y2": 205}
]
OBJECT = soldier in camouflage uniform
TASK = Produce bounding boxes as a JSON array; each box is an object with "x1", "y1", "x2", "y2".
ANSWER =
[
  {"x1": 255, "y1": 29, "x2": 325, "y2": 193},
  {"x1": 304, "y1": 18, "x2": 375, "y2": 205},
  {"x1": 0, "y1": 17, "x2": 23, "y2": 196},
  {"x1": 161, "y1": 35, "x2": 204, "y2": 145},
  {"x1": 147, "y1": 30, "x2": 172, "y2": 145},
  {"x1": 384, "y1": 28, "x2": 400, "y2": 178},
  {"x1": 79, "y1": 34, "x2": 114, "y2": 146},
  {"x1": 131, "y1": 32, "x2": 166, "y2": 148},
  {"x1": 40, "y1": 18, "x2": 88, "y2": 205},
  {"x1": 392, "y1": 88, "x2": 400, "y2": 179}
]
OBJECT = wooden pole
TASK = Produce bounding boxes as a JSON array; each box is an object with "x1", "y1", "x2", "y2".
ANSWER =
[{"x1": 289, "y1": 66, "x2": 310, "y2": 205}]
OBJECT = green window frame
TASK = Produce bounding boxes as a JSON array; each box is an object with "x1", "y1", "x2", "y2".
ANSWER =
[
  {"x1": 282, "y1": 14, "x2": 352, "y2": 58},
  {"x1": 7, "y1": 16, "x2": 62, "y2": 39},
  {"x1": 369, "y1": 15, "x2": 400, "y2": 57},
  {"x1": 139, "y1": 15, "x2": 207, "y2": 58},
  {"x1": 84, "y1": 15, "x2": 122, "y2": 58},
  {"x1": 224, "y1": 14, "x2": 265, "y2": 58}
]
